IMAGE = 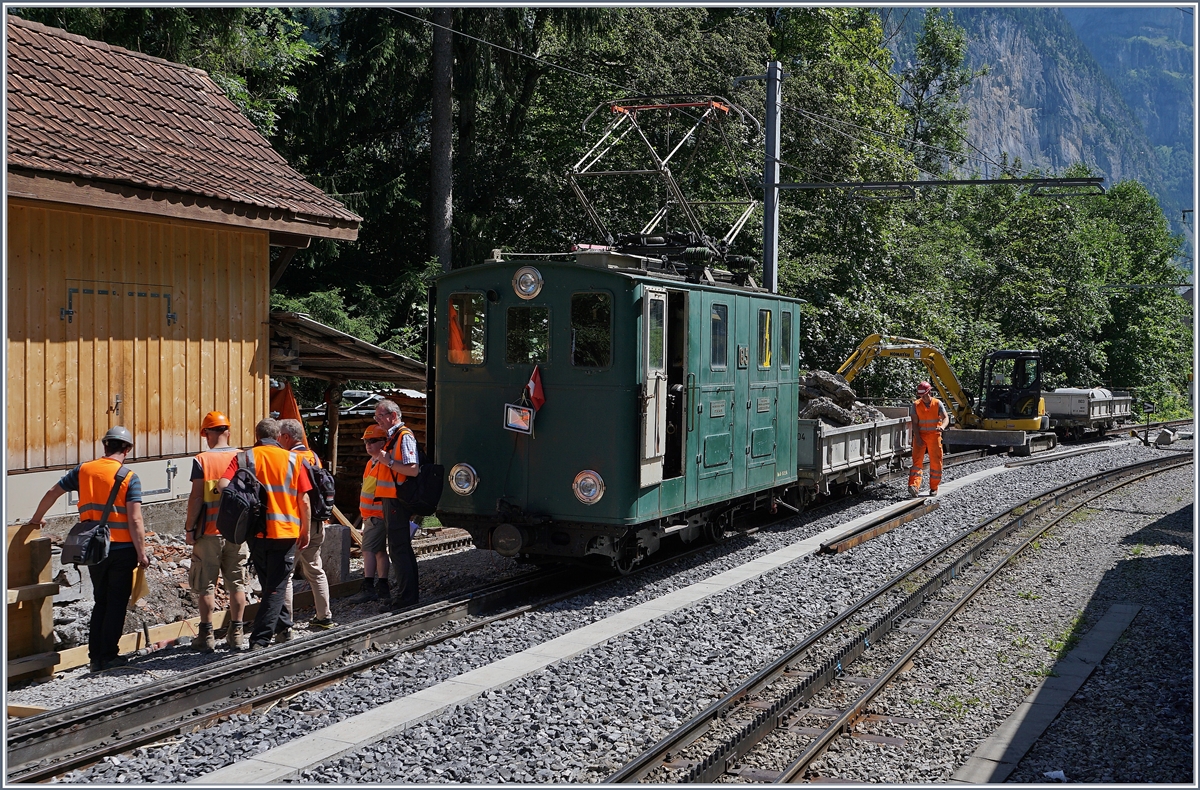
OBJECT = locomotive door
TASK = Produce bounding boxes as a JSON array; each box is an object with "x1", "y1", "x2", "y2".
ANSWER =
[
  {"x1": 693, "y1": 292, "x2": 735, "y2": 502},
  {"x1": 639, "y1": 286, "x2": 668, "y2": 488}
]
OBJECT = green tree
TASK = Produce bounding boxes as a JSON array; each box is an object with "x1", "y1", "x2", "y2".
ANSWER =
[{"x1": 897, "y1": 9, "x2": 983, "y2": 174}]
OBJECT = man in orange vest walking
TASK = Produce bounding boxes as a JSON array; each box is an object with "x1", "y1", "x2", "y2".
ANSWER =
[
  {"x1": 28, "y1": 426, "x2": 150, "y2": 671},
  {"x1": 908, "y1": 381, "x2": 950, "y2": 497},
  {"x1": 218, "y1": 418, "x2": 312, "y2": 649},
  {"x1": 185, "y1": 411, "x2": 248, "y2": 652},
  {"x1": 279, "y1": 419, "x2": 336, "y2": 630}
]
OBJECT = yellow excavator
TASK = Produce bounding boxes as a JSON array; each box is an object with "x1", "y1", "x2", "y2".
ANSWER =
[{"x1": 837, "y1": 334, "x2": 1056, "y2": 454}]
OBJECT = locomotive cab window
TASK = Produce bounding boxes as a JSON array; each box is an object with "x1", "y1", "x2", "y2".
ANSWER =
[
  {"x1": 757, "y1": 309, "x2": 772, "y2": 368},
  {"x1": 448, "y1": 293, "x2": 486, "y2": 365},
  {"x1": 506, "y1": 305, "x2": 550, "y2": 364},
  {"x1": 570, "y1": 292, "x2": 611, "y2": 367},
  {"x1": 710, "y1": 303, "x2": 728, "y2": 369},
  {"x1": 780, "y1": 311, "x2": 792, "y2": 369}
]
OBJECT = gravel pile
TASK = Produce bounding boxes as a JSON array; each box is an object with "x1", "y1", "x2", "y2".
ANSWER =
[{"x1": 49, "y1": 439, "x2": 1188, "y2": 783}]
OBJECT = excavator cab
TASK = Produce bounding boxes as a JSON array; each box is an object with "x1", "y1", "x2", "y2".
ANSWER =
[{"x1": 977, "y1": 351, "x2": 1045, "y2": 424}]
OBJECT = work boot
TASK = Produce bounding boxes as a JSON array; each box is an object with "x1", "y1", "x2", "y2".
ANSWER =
[
  {"x1": 907, "y1": 485, "x2": 919, "y2": 497},
  {"x1": 274, "y1": 627, "x2": 293, "y2": 644},
  {"x1": 226, "y1": 621, "x2": 248, "y2": 651},
  {"x1": 194, "y1": 622, "x2": 216, "y2": 653},
  {"x1": 374, "y1": 578, "x2": 390, "y2": 603},
  {"x1": 929, "y1": 488, "x2": 939, "y2": 497},
  {"x1": 345, "y1": 578, "x2": 375, "y2": 604}
]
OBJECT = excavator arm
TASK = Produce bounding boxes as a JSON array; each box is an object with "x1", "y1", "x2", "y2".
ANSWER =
[{"x1": 836, "y1": 334, "x2": 978, "y2": 428}]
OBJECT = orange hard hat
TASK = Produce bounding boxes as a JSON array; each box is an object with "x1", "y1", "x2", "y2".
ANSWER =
[
  {"x1": 916, "y1": 381, "x2": 933, "y2": 394},
  {"x1": 201, "y1": 411, "x2": 231, "y2": 431},
  {"x1": 362, "y1": 424, "x2": 387, "y2": 440}
]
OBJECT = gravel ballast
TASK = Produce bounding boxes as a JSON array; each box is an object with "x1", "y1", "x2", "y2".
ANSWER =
[{"x1": 40, "y1": 439, "x2": 1191, "y2": 784}]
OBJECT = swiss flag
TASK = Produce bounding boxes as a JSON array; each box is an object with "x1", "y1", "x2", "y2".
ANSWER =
[{"x1": 527, "y1": 365, "x2": 546, "y2": 411}]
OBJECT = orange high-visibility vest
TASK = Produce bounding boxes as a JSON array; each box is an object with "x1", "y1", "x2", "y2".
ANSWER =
[
  {"x1": 78, "y1": 458, "x2": 135, "y2": 543},
  {"x1": 448, "y1": 301, "x2": 472, "y2": 364},
  {"x1": 248, "y1": 445, "x2": 304, "y2": 540},
  {"x1": 374, "y1": 426, "x2": 415, "y2": 499},
  {"x1": 360, "y1": 458, "x2": 384, "y2": 520},
  {"x1": 196, "y1": 448, "x2": 239, "y2": 536},
  {"x1": 912, "y1": 398, "x2": 946, "y2": 434},
  {"x1": 293, "y1": 446, "x2": 322, "y2": 469}
]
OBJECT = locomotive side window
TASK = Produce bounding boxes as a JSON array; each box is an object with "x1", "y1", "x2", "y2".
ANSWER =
[
  {"x1": 780, "y1": 311, "x2": 792, "y2": 369},
  {"x1": 710, "y1": 303, "x2": 728, "y2": 369},
  {"x1": 506, "y1": 306, "x2": 550, "y2": 364},
  {"x1": 647, "y1": 295, "x2": 665, "y2": 372},
  {"x1": 570, "y1": 292, "x2": 611, "y2": 367},
  {"x1": 447, "y1": 293, "x2": 485, "y2": 365},
  {"x1": 758, "y1": 309, "x2": 772, "y2": 368}
]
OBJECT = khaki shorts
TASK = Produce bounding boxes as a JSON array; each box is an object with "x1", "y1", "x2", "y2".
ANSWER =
[
  {"x1": 361, "y1": 516, "x2": 387, "y2": 554},
  {"x1": 189, "y1": 534, "x2": 250, "y2": 596}
]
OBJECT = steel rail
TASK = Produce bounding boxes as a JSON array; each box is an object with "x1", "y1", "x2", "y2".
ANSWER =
[
  {"x1": 4, "y1": 568, "x2": 576, "y2": 779},
  {"x1": 7, "y1": 508, "x2": 793, "y2": 783},
  {"x1": 776, "y1": 452, "x2": 1192, "y2": 782},
  {"x1": 607, "y1": 452, "x2": 1191, "y2": 784}
]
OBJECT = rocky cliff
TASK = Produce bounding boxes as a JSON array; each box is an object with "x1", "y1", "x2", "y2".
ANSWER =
[{"x1": 882, "y1": 7, "x2": 1192, "y2": 249}]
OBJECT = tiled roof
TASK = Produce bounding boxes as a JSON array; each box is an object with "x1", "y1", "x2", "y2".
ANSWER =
[{"x1": 5, "y1": 15, "x2": 361, "y2": 228}]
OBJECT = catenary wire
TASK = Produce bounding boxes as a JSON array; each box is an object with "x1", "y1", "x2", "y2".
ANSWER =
[
  {"x1": 785, "y1": 103, "x2": 998, "y2": 176},
  {"x1": 781, "y1": 101, "x2": 943, "y2": 181}
]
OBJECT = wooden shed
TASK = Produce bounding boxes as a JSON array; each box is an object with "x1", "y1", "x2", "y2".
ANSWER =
[{"x1": 5, "y1": 16, "x2": 361, "y2": 493}]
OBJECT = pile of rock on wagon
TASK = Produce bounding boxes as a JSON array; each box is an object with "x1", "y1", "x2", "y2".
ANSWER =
[{"x1": 798, "y1": 370, "x2": 889, "y2": 427}]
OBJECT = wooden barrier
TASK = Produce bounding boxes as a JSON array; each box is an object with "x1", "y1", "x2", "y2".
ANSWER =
[{"x1": 6, "y1": 524, "x2": 58, "y2": 680}]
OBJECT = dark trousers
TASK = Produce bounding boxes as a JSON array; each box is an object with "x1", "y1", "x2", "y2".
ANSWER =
[
  {"x1": 248, "y1": 537, "x2": 297, "y2": 646},
  {"x1": 87, "y1": 546, "x2": 137, "y2": 663},
  {"x1": 383, "y1": 498, "x2": 419, "y2": 606}
]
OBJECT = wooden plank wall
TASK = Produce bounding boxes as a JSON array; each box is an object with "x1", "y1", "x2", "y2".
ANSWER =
[{"x1": 6, "y1": 198, "x2": 270, "y2": 471}]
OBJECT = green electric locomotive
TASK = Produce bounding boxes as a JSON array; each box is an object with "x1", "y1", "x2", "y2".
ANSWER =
[{"x1": 432, "y1": 248, "x2": 802, "y2": 572}]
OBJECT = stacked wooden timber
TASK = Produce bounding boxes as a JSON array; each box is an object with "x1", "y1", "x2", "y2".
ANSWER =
[
  {"x1": 323, "y1": 391, "x2": 426, "y2": 521},
  {"x1": 7, "y1": 523, "x2": 59, "y2": 681}
]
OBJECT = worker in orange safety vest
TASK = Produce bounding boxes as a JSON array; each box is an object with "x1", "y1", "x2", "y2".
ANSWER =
[
  {"x1": 185, "y1": 411, "x2": 248, "y2": 652},
  {"x1": 218, "y1": 418, "x2": 312, "y2": 650},
  {"x1": 28, "y1": 426, "x2": 150, "y2": 671},
  {"x1": 908, "y1": 381, "x2": 950, "y2": 497}
]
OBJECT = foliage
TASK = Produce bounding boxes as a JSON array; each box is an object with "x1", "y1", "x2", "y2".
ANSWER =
[
  {"x1": 19, "y1": 7, "x2": 1192, "y2": 412},
  {"x1": 13, "y1": 7, "x2": 315, "y2": 137},
  {"x1": 896, "y1": 9, "x2": 985, "y2": 173}
]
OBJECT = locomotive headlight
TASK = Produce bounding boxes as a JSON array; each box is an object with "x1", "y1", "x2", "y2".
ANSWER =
[
  {"x1": 512, "y1": 266, "x2": 544, "y2": 300},
  {"x1": 449, "y1": 463, "x2": 479, "y2": 496},
  {"x1": 572, "y1": 470, "x2": 605, "y2": 505}
]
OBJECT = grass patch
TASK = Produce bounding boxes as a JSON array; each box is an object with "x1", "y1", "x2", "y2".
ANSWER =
[
  {"x1": 1047, "y1": 612, "x2": 1086, "y2": 660},
  {"x1": 929, "y1": 694, "x2": 981, "y2": 718},
  {"x1": 1018, "y1": 590, "x2": 1041, "y2": 601}
]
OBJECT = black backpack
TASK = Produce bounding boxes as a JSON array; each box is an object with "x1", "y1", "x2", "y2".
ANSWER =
[
  {"x1": 303, "y1": 457, "x2": 337, "y2": 523},
  {"x1": 390, "y1": 429, "x2": 444, "y2": 517},
  {"x1": 216, "y1": 451, "x2": 266, "y2": 544}
]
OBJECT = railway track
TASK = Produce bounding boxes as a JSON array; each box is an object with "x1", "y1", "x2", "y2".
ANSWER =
[
  {"x1": 5, "y1": 504, "x2": 800, "y2": 784},
  {"x1": 607, "y1": 451, "x2": 1192, "y2": 784},
  {"x1": 5, "y1": 569, "x2": 572, "y2": 783},
  {"x1": 16, "y1": 436, "x2": 1178, "y2": 782}
]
